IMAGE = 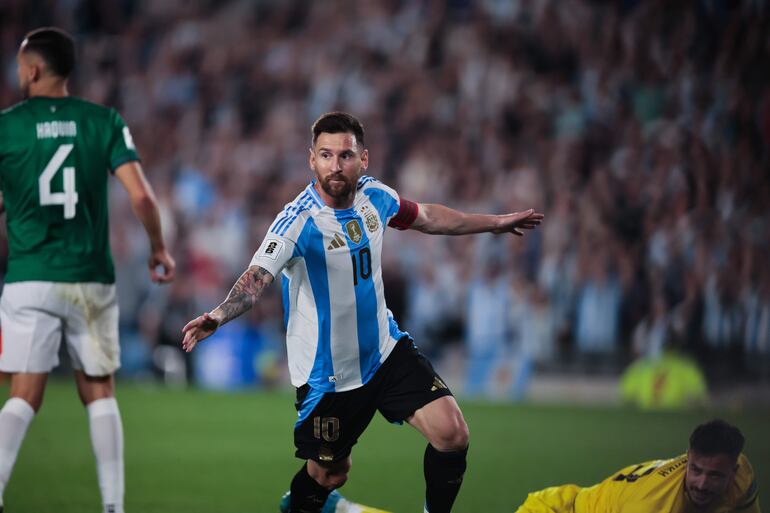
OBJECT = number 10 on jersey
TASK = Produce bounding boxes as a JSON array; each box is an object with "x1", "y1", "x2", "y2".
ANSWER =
[
  {"x1": 39, "y1": 144, "x2": 79, "y2": 219},
  {"x1": 351, "y1": 247, "x2": 371, "y2": 286}
]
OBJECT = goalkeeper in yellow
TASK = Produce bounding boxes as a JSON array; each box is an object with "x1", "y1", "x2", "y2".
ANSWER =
[{"x1": 516, "y1": 419, "x2": 760, "y2": 513}]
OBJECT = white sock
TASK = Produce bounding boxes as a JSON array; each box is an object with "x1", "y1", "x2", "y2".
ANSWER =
[
  {"x1": 0, "y1": 397, "x2": 36, "y2": 506},
  {"x1": 87, "y1": 398, "x2": 124, "y2": 513}
]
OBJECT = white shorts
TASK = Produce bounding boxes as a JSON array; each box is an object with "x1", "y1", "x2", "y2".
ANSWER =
[{"x1": 0, "y1": 281, "x2": 120, "y2": 376}]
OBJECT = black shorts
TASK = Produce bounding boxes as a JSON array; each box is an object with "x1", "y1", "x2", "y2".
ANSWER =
[{"x1": 293, "y1": 337, "x2": 453, "y2": 463}]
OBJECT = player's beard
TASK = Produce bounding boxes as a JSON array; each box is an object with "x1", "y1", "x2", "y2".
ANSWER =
[
  {"x1": 686, "y1": 484, "x2": 715, "y2": 508},
  {"x1": 320, "y1": 173, "x2": 355, "y2": 200}
]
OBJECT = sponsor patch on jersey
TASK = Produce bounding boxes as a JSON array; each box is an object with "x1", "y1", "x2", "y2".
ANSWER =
[
  {"x1": 345, "y1": 220, "x2": 363, "y2": 244},
  {"x1": 259, "y1": 238, "x2": 284, "y2": 260}
]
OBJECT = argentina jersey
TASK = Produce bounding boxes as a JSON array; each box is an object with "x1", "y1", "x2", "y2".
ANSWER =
[{"x1": 251, "y1": 176, "x2": 410, "y2": 392}]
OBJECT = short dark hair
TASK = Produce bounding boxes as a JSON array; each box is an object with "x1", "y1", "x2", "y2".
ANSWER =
[
  {"x1": 689, "y1": 419, "x2": 745, "y2": 461},
  {"x1": 311, "y1": 112, "x2": 365, "y2": 146},
  {"x1": 21, "y1": 27, "x2": 75, "y2": 78}
]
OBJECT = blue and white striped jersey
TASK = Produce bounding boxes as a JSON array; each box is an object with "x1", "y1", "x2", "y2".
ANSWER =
[{"x1": 251, "y1": 176, "x2": 411, "y2": 392}]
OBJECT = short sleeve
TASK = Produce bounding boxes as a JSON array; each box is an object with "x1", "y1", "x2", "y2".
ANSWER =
[
  {"x1": 359, "y1": 176, "x2": 412, "y2": 228},
  {"x1": 249, "y1": 233, "x2": 296, "y2": 278},
  {"x1": 107, "y1": 110, "x2": 140, "y2": 172}
]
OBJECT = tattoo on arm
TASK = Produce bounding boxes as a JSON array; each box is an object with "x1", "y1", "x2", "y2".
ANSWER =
[{"x1": 214, "y1": 265, "x2": 274, "y2": 325}]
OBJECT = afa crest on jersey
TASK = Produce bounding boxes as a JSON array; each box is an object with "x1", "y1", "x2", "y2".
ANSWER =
[
  {"x1": 364, "y1": 210, "x2": 379, "y2": 232},
  {"x1": 360, "y1": 205, "x2": 380, "y2": 233}
]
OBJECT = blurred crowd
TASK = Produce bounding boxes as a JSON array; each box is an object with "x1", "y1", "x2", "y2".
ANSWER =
[{"x1": 1, "y1": 0, "x2": 769, "y2": 393}]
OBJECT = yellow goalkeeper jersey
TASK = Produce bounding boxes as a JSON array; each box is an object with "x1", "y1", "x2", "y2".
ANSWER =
[{"x1": 518, "y1": 454, "x2": 759, "y2": 513}]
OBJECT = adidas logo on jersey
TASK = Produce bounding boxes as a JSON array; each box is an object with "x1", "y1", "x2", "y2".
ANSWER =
[{"x1": 327, "y1": 233, "x2": 347, "y2": 250}]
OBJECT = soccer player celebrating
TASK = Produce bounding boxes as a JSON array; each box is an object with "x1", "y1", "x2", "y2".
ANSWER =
[
  {"x1": 516, "y1": 419, "x2": 760, "y2": 513},
  {"x1": 182, "y1": 111, "x2": 543, "y2": 513},
  {"x1": 0, "y1": 28, "x2": 175, "y2": 513}
]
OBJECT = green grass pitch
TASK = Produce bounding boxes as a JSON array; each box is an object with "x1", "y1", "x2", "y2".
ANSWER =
[{"x1": 2, "y1": 380, "x2": 768, "y2": 512}]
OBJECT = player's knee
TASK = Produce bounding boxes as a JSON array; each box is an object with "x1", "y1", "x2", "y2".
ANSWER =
[
  {"x1": 10, "y1": 385, "x2": 46, "y2": 412},
  {"x1": 75, "y1": 372, "x2": 115, "y2": 406},
  {"x1": 324, "y1": 469, "x2": 349, "y2": 489},
  {"x1": 311, "y1": 457, "x2": 351, "y2": 490},
  {"x1": 9, "y1": 394, "x2": 42, "y2": 413},
  {"x1": 434, "y1": 414, "x2": 470, "y2": 451},
  {"x1": 450, "y1": 417, "x2": 470, "y2": 450},
  {"x1": 27, "y1": 394, "x2": 45, "y2": 412},
  {"x1": 314, "y1": 467, "x2": 349, "y2": 489}
]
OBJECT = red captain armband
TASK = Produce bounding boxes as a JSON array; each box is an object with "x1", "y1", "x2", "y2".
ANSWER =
[{"x1": 388, "y1": 199, "x2": 419, "y2": 230}]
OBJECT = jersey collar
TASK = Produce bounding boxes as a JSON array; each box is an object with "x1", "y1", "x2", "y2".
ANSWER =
[{"x1": 308, "y1": 180, "x2": 358, "y2": 214}]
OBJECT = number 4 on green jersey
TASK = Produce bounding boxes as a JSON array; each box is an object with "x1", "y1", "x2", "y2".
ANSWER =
[{"x1": 39, "y1": 143, "x2": 78, "y2": 219}]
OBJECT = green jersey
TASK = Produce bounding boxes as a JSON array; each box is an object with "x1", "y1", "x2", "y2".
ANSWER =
[{"x1": 0, "y1": 96, "x2": 139, "y2": 283}]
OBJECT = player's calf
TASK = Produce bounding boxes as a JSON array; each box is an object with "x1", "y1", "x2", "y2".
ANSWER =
[
  {"x1": 423, "y1": 444, "x2": 468, "y2": 513},
  {"x1": 408, "y1": 390, "x2": 469, "y2": 512}
]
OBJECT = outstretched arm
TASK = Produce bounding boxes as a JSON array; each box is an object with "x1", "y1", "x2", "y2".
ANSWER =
[
  {"x1": 181, "y1": 265, "x2": 274, "y2": 352},
  {"x1": 409, "y1": 203, "x2": 543, "y2": 236}
]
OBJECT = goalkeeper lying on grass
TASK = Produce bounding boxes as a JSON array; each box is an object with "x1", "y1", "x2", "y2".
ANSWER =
[{"x1": 515, "y1": 419, "x2": 759, "y2": 513}]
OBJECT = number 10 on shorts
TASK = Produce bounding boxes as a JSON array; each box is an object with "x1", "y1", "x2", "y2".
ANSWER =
[{"x1": 313, "y1": 416, "x2": 340, "y2": 442}]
